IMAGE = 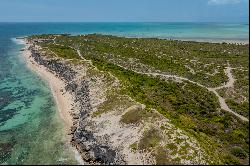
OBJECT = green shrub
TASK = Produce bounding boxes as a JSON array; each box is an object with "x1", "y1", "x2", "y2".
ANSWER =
[
  {"x1": 138, "y1": 129, "x2": 161, "y2": 150},
  {"x1": 231, "y1": 147, "x2": 247, "y2": 159}
]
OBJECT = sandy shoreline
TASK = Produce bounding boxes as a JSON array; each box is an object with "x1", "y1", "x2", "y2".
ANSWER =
[
  {"x1": 21, "y1": 44, "x2": 73, "y2": 132},
  {"x1": 21, "y1": 42, "x2": 85, "y2": 165}
]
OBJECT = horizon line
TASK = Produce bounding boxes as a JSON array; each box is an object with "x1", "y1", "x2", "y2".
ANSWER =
[{"x1": 0, "y1": 21, "x2": 249, "y2": 24}]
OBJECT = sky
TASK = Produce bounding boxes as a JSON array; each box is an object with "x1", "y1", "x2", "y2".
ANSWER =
[{"x1": 0, "y1": 0, "x2": 248, "y2": 22}]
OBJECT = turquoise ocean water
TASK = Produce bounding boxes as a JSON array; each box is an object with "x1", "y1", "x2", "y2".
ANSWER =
[{"x1": 0, "y1": 22, "x2": 249, "y2": 164}]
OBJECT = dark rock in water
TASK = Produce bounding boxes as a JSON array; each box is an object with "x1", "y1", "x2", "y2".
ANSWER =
[
  {"x1": 16, "y1": 37, "x2": 25, "y2": 39},
  {"x1": 20, "y1": 49, "x2": 25, "y2": 51}
]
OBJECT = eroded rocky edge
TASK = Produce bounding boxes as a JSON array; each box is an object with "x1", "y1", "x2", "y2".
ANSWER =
[{"x1": 24, "y1": 38, "x2": 211, "y2": 165}]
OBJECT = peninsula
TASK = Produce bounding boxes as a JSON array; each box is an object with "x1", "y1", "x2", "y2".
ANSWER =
[{"x1": 21, "y1": 34, "x2": 249, "y2": 165}]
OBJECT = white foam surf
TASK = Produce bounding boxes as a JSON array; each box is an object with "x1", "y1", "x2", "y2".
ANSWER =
[{"x1": 11, "y1": 37, "x2": 26, "y2": 45}]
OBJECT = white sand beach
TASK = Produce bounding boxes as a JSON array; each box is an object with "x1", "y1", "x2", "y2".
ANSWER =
[{"x1": 22, "y1": 44, "x2": 74, "y2": 132}]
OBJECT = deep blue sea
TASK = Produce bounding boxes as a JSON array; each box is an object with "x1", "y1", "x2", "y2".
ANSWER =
[{"x1": 0, "y1": 22, "x2": 249, "y2": 164}]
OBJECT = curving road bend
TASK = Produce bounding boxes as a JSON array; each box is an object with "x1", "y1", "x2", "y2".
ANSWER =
[{"x1": 74, "y1": 49, "x2": 248, "y2": 122}]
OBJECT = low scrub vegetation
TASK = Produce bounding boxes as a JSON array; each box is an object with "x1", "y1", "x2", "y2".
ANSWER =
[{"x1": 28, "y1": 34, "x2": 249, "y2": 165}]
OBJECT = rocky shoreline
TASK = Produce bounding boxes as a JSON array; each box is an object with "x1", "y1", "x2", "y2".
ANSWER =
[{"x1": 26, "y1": 42, "x2": 125, "y2": 165}]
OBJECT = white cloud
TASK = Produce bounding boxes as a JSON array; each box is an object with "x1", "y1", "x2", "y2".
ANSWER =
[{"x1": 208, "y1": 0, "x2": 242, "y2": 5}]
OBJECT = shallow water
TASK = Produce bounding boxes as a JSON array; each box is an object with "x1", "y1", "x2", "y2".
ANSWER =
[
  {"x1": 0, "y1": 40, "x2": 78, "y2": 164},
  {"x1": 0, "y1": 22, "x2": 248, "y2": 164}
]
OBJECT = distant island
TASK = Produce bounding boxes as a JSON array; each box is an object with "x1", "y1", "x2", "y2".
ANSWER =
[{"x1": 21, "y1": 34, "x2": 249, "y2": 165}]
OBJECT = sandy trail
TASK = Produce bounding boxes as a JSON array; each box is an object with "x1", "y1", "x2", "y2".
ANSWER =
[
  {"x1": 211, "y1": 66, "x2": 235, "y2": 90},
  {"x1": 76, "y1": 49, "x2": 248, "y2": 122},
  {"x1": 207, "y1": 64, "x2": 248, "y2": 122},
  {"x1": 149, "y1": 66, "x2": 248, "y2": 122},
  {"x1": 148, "y1": 67, "x2": 248, "y2": 122}
]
